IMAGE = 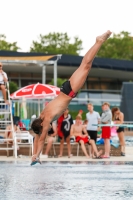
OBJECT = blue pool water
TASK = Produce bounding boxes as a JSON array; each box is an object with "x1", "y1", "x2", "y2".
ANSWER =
[{"x1": 0, "y1": 161, "x2": 133, "y2": 200}]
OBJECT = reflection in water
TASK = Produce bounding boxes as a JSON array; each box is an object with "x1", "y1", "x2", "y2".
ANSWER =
[{"x1": 0, "y1": 161, "x2": 133, "y2": 200}]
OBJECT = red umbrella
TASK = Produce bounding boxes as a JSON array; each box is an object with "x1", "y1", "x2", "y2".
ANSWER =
[{"x1": 10, "y1": 83, "x2": 60, "y2": 99}]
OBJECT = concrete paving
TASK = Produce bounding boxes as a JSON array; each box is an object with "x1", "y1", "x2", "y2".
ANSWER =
[{"x1": 0, "y1": 146, "x2": 132, "y2": 162}]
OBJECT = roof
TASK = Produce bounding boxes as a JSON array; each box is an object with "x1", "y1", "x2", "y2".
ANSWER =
[
  {"x1": 57, "y1": 55, "x2": 133, "y2": 72},
  {"x1": 0, "y1": 50, "x2": 133, "y2": 71},
  {"x1": 0, "y1": 51, "x2": 56, "y2": 62}
]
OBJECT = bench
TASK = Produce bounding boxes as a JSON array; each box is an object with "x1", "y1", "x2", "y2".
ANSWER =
[{"x1": 42, "y1": 142, "x2": 121, "y2": 157}]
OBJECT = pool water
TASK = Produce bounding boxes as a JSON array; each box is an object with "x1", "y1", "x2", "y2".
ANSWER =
[
  {"x1": 0, "y1": 161, "x2": 133, "y2": 200},
  {"x1": 111, "y1": 136, "x2": 133, "y2": 146},
  {"x1": 125, "y1": 136, "x2": 133, "y2": 146}
]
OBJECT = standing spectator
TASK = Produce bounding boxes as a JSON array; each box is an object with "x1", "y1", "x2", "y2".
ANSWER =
[
  {"x1": 86, "y1": 103, "x2": 100, "y2": 157},
  {"x1": 101, "y1": 102, "x2": 112, "y2": 158},
  {"x1": 112, "y1": 107, "x2": 125, "y2": 156},
  {"x1": 86, "y1": 103, "x2": 100, "y2": 142},
  {"x1": 0, "y1": 62, "x2": 9, "y2": 104},
  {"x1": 57, "y1": 108, "x2": 73, "y2": 158}
]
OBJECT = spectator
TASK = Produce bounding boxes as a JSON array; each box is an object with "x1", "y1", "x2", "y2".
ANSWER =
[
  {"x1": 112, "y1": 107, "x2": 125, "y2": 156},
  {"x1": 83, "y1": 119, "x2": 88, "y2": 129},
  {"x1": 101, "y1": 102, "x2": 112, "y2": 158},
  {"x1": 57, "y1": 108, "x2": 73, "y2": 158},
  {"x1": 4, "y1": 122, "x2": 21, "y2": 145},
  {"x1": 18, "y1": 120, "x2": 26, "y2": 131},
  {"x1": 0, "y1": 62, "x2": 9, "y2": 104},
  {"x1": 86, "y1": 103, "x2": 101, "y2": 157},
  {"x1": 70, "y1": 114, "x2": 102, "y2": 158}
]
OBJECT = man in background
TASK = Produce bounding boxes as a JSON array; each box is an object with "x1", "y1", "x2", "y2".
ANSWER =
[{"x1": 86, "y1": 103, "x2": 100, "y2": 157}]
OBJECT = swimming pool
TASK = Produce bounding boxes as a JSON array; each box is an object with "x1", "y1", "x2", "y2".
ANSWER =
[
  {"x1": 111, "y1": 136, "x2": 133, "y2": 146},
  {"x1": 125, "y1": 136, "x2": 133, "y2": 146},
  {"x1": 0, "y1": 161, "x2": 133, "y2": 200}
]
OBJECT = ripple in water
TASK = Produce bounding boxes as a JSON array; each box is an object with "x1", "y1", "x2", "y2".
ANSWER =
[{"x1": 0, "y1": 161, "x2": 133, "y2": 200}]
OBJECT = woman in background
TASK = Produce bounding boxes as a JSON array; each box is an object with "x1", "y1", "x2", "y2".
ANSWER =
[{"x1": 112, "y1": 107, "x2": 125, "y2": 156}]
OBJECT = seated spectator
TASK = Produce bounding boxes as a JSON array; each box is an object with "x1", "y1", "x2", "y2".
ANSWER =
[
  {"x1": 57, "y1": 108, "x2": 73, "y2": 158},
  {"x1": 42, "y1": 121, "x2": 57, "y2": 158},
  {"x1": 0, "y1": 62, "x2": 9, "y2": 104},
  {"x1": 18, "y1": 120, "x2": 26, "y2": 131},
  {"x1": 83, "y1": 119, "x2": 88, "y2": 131},
  {"x1": 70, "y1": 113, "x2": 102, "y2": 158},
  {"x1": 5, "y1": 123, "x2": 21, "y2": 144}
]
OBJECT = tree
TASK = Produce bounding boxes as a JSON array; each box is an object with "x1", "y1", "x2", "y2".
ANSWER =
[
  {"x1": 0, "y1": 34, "x2": 20, "y2": 51},
  {"x1": 9, "y1": 81, "x2": 18, "y2": 94},
  {"x1": 48, "y1": 78, "x2": 67, "y2": 87},
  {"x1": 97, "y1": 31, "x2": 133, "y2": 60},
  {"x1": 30, "y1": 32, "x2": 83, "y2": 55}
]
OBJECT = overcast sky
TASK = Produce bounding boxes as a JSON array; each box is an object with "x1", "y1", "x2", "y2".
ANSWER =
[{"x1": 1, "y1": 0, "x2": 133, "y2": 55}]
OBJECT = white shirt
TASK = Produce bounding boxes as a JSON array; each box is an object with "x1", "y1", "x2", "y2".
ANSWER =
[
  {"x1": 86, "y1": 111, "x2": 100, "y2": 131},
  {"x1": 0, "y1": 72, "x2": 8, "y2": 84}
]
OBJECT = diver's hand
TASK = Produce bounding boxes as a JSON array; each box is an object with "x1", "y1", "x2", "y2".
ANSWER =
[{"x1": 31, "y1": 154, "x2": 41, "y2": 164}]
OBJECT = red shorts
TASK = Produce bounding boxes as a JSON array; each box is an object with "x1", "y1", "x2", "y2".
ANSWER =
[
  {"x1": 102, "y1": 126, "x2": 111, "y2": 139},
  {"x1": 76, "y1": 136, "x2": 89, "y2": 143}
]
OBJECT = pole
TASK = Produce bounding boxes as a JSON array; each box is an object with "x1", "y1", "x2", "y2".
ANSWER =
[
  {"x1": 53, "y1": 55, "x2": 62, "y2": 86},
  {"x1": 54, "y1": 61, "x2": 57, "y2": 86},
  {"x1": 38, "y1": 99, "x2": 40, "y2": 116},
  {"x1": 42, "y1": 65, "x2": 46, "y2": 84}
]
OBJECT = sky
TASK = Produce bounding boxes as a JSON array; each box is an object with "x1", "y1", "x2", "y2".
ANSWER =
[{"x1": 0, "y1": 0, "x2": 133, "y2": 55}]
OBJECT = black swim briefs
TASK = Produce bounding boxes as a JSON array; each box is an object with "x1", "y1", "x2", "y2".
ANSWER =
[{"x1": 60, "y1": 80, "x2": 77, "y2": 98}]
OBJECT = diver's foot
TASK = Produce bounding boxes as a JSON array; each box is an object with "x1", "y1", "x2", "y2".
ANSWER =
[{"x1": 96, "y1": 30, "x2": 112, "y2": 43}]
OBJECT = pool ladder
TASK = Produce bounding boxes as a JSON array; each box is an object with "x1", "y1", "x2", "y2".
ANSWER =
[{"x1": 0, "y1": 82, "x2": 16, "y2": 156}]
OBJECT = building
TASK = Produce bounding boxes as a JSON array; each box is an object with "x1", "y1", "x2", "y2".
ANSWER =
[
  {"x1": 0, "y1": 51, "x2": 133, "y2": 89},
  {"x1": 1, "y1": 50, "x2": 133, "y2": 117}
]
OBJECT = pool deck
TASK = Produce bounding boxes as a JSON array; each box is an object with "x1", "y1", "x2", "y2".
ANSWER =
[{"x1": 0, "y1": 146, "x2": 133, "y2": 162}]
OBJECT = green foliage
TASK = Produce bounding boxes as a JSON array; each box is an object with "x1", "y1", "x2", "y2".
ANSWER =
[
  {"x1": 30, "y1": 32, "x2": 83, "y2": 55},
  {"x1": 97, "y1": 31, "x2": 133, "y2": 60},
  {"x1": 9, "y1": 81, "x2": 18, "y2": 94},
  {"x1": 0, "y1": 34, "x2": 20, "y2": 51},
  {"x1": 49, "y1": 78, "x2": 67, "y2": 87}
]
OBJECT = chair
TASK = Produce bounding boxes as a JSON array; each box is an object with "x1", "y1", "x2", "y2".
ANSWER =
[
  {"x1": 70, "y1": 136, "x2": 90, "y2": 156},
  {"x1": 14, "y1": 131, "x2": 33, "y2": 158}
]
